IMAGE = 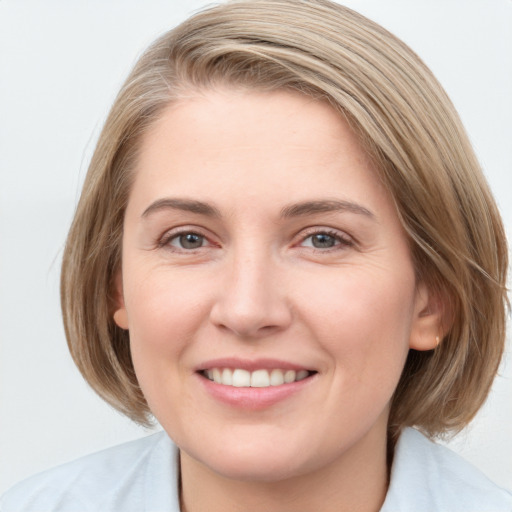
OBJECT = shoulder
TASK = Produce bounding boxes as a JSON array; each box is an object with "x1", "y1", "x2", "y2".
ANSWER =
[
  {"x1": 0, "y1": 431, "x2": 180, "y2": 512},
  {"x1": 381, "y1": 428, "x2": 512, "y2": 512}
]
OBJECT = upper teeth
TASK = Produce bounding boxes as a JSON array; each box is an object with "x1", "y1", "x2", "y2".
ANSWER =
[{"x1": 204, "y1": 368, "x2": 310, "y2": 387}]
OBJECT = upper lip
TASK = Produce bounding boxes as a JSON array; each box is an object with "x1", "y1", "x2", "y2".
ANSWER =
[{"x1": 196, "y1": 357, "x2": 313, "y2": 372}]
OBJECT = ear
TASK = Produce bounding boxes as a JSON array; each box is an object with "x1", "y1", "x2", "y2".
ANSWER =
[
  {"x1": 112, "y1": 271, "x2": 129, "y2": 330},
  {"x1": 409, "y1": 282, "x2": 450, "y2": 351}
]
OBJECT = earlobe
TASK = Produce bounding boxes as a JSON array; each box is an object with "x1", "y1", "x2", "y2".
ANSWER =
[
  {"x1": 409, "y1": 282, "x2": 449, "y2": 351},
  {"x1": 112, "y1": 271, "x2": 129, "y2": 330},
  {"x1": 113, "y1": 308, "x2": 129, "y2": 330}
]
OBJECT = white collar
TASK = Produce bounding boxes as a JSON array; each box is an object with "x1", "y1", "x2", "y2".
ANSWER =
[{"x1": 380, "y1": 427, "x2": 512, "y2": 511}]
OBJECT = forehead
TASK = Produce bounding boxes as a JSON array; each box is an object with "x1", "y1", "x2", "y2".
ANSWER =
[
  {"x1": 128, "y1": 87, "x2": 393, "y2": 222},
  {"x1": 141, "y1": 87, "x2": 356, "y2": 158}
]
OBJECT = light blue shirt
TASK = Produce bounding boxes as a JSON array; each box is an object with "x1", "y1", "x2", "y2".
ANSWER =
[{"x1": 1, "y1": 428, "x2": 511, "y2": 511}]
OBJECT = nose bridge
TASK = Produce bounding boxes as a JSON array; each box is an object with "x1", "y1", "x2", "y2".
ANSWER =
[
  {"x1": 210, "y1": 240, "x2": 291, "y2": 338},
  {"x1": 231, "y1": 245, "x2": 272, "y2": 308}
]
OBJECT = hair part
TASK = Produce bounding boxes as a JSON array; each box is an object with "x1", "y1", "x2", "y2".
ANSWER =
[{"x1": 61, "y1": 0, "x2": 508, "y2": 435}]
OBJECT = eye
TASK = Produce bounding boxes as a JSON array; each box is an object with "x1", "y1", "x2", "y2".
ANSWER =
[
  {"x1": 168, "y1": 232, "x2": 207, "y2": 250},
  {"x1": 304, "y1": 233, "x2": 338, "y2": 249},
  {"x1": 299, "y1": 230, "x2": 352, "y2": 250}
]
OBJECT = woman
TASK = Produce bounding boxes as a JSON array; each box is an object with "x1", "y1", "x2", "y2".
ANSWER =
[{"x1": 1, "y1": 0, "x2": 510, "y2": 510}]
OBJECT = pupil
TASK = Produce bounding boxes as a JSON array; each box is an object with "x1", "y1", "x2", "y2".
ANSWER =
[
  {"x1": 312, "y1": 233, "x2": 335, "y2": 248},
  {"x1": 180, "y1": 233, "x2": 203, "y2": 249}
]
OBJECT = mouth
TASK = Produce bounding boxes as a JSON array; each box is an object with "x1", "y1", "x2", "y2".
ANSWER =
[
  {"x1": 200, "y1": 368, "x2": 315, "y2": 388},
  {"x1": 196, "y1": 359, "x2": 317, "y2": 409}
]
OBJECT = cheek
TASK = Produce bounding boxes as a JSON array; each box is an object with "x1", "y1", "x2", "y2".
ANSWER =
[
  {"x1": 299, "y1": 266, "x2": 415, "y2": 374},
  {"x1": 126, "y1": 265, "x2": 210, "y2": 334},
  {"x1": 124, "y1": 270, "x2": 214, "y2": 383}
]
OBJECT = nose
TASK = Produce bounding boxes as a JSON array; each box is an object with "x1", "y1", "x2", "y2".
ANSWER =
[{"x1": 209, "y1": 249, "x2": 293, "y2": 339}]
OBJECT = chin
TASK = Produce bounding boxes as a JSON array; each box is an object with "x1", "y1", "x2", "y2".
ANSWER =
[
  {"x1": 187, "y1": 438, "x2": 315, "y2": 483},
  {"x1": 208, "y1": 457, "x2": 309, "y2": 483}
]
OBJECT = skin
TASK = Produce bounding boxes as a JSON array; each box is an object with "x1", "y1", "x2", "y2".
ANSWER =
[{"x1": 113, "y1": 88, "x2": 440, "y2": 512}]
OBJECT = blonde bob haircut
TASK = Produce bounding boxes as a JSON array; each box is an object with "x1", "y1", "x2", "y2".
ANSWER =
[{"x1": 61, "y1": 0, "x2": 508, "y2": 437}]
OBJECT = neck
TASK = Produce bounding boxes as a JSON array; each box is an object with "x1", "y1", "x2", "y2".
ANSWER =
[{"x1": 179, "y1": 424, "x2": 389, "y2": 512}]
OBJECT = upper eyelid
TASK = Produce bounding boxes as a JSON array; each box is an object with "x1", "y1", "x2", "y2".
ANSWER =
[
  {"x1": 294, "y1": 226, "x2": 354, "y2": 242},
  {"x1": 160, "y1": 225, "x2": 212, "y2": 238},
  {"x1": 302, "y1": 231, "x2": 347, "y2": 241}
]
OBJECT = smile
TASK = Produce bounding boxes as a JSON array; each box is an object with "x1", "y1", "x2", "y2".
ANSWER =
[{"x1": 202, "y1": 368, "x2": 314, "y2": 387}]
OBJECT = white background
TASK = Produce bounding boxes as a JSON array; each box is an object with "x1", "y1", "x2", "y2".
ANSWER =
[{"x1": 1, "y1": 0, "x2": 511, "y2": 495}]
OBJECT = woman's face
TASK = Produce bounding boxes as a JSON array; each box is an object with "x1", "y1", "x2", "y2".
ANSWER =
[{"x1": 114, "y1": 88, "x2": 434, "y2": 481}]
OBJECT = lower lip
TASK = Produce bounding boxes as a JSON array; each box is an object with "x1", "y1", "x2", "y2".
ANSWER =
[{"x1": 197, "y1": 373, "x2": 315, "y2": 410}]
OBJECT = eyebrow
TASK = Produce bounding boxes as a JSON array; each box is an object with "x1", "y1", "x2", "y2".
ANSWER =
[
  {"x1": 141, "y1": 198, "x2": 221, "y2": 218},
  {"x1": 141, "y1": 197, "x2": 374, "y2": 220},
  {"x1": 280, "y1": 199, "x2": 375, "y2": 219}
]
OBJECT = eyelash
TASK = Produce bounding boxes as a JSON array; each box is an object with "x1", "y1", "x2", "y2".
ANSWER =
[
  {"x1": 157, "y1": 227, "x2": 354, "y2": 253},
  {"x1": 297, "y1": 228, "x2": 354, "y2": 251}
]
